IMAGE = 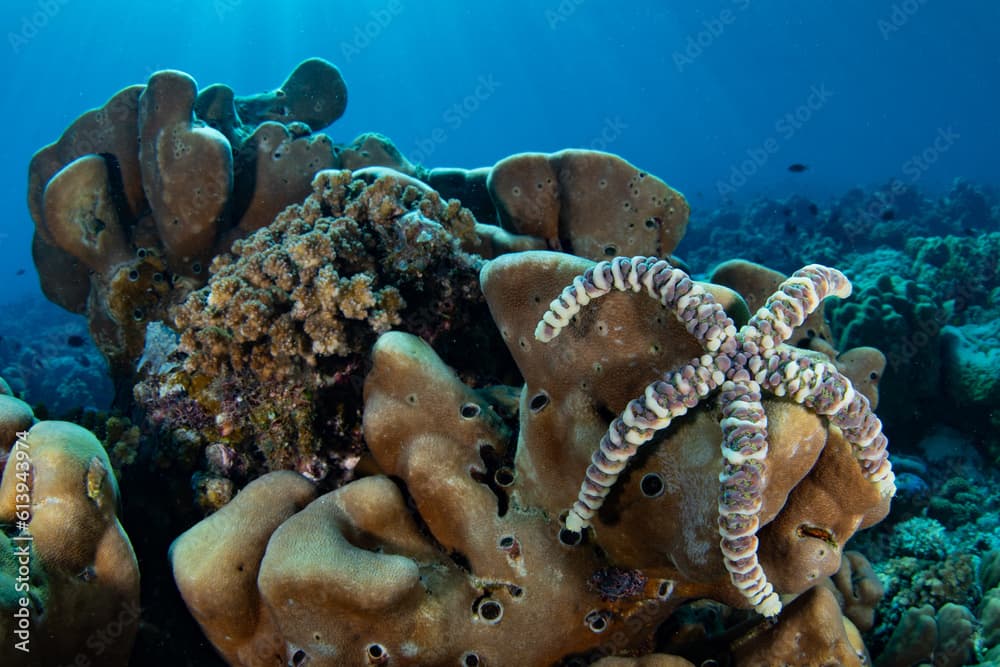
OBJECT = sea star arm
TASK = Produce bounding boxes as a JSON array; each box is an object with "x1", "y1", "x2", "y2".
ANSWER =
[
  {"x1": 535, "y1": 256, "x2": 737, "y2": 351},
  {"x1": 565, "y1": 357, "x2": 719, "y2": 532},
  {"x1": 534, "y1": 257, "x2": 889, "y2": 620},
  {"x1": 761, "y1": 346, "x2": 896, "y2": 498},
  {"x1": 717, "y1": 379, "x2": 781, "y2": 617},
  {"x1": 535, "y1": 257, "x2": 735, "y2": 533},
  {"x1": 745, "y1": 264, "x2": 852, "y2": 347}
]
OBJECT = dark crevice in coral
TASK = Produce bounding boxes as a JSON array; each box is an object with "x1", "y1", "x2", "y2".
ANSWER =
[
  {"x1": 652, "y1": 599, "x2": 763, "y2": 665},
  {"x1": 99, "y1": 152, "x2": 135, "y2": 228},
  {"x1": 449, "y1": 550, "x2": 473, "y2": 574},
  {"x1": 593, "y1": 402, "x2": 617, "y2": 426},
  {"x1": 472, "y1": 442, "x2": 511, "y2": 517},
  {"x1": 118, "y1": 451, "x2": 227, "y2": 666}
]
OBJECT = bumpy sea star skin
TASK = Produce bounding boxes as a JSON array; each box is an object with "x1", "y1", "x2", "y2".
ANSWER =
[{"x1": 535, "y1": 256, "x2": 896, "y2": 617}]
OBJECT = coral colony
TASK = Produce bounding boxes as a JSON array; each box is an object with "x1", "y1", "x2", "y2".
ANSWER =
[{"x1": 2, "y1": 57, "x2": 999, "y2": 666}]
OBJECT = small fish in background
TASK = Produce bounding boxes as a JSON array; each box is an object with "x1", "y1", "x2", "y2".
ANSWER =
[
  {"x1": 787, "y1": 163, "x2": 809, "y2": 173},
  {"x1": 15, "y1": 268, "x2": 25, "y2": 276},
  {"x1": 79, "y1": 356, "x2": 91, "y2": 368},
  {"x1": 782, "y1": 207, "x2": 792, "y2": 217},
  {"x1": 808, "y1": 202, "x2": 819, "y2": 216},
  {"x1": 67, "y1": 335, "x2": 86, "y2": 347},
  {"x1": 880, "y1": 209, "x2": 895, "y2": 221}
]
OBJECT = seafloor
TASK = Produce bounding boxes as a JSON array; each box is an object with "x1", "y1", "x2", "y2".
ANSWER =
[{"x1": 2, "y1": 58, "x2": 999, "y2": 666}]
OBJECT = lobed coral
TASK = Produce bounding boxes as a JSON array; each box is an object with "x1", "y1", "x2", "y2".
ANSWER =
[
  {"x1": 30, "y1": 48, "x2": 699, "y2": 411},
  {"x1": 27, "y1": 58, "x2": 357, "y2": 388},
  {"x1": 0, "y1": 386, "x2": 139, "y2": 667},
  {"x1": 485, "y1": 150, "x2": 690, "y2": 261}
]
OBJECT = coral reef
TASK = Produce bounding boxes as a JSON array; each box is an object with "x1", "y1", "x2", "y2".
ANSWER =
[
  {"x1": 876, "y1": 602, "x2": 977, "y2": 667},
  {"x1": 23, "y1": 54, "x2": 1000, "y2": 667},
  {"x1": 0, "y1": 297, "x2": 113, "y2": 414},
  {"x1": 940, "y1": 318, "x2": 1000, "y2": 462},
  {"x1": 980, "y1": 551, "x2": 1000, "y2": 663},
  {"x1": 905, "y1": 233, "x2": 1000, "y2": 316},
  {"x1": 172, "y1": 336, "x2": 671, "y2": 666},
  {"x1": 682, "y1": 178, "x2": 999, "y2": 279},
  {"x1": 0, "y1": 393, "x2": 139, "y2": 666},
  {"x1": 677, "y1": 185, "x2": 1000, "y2": 463},
  {"x1": 29, "y1": 49, "x2": 701, "y2": 424},
  {"x1": 829, "y1": 270, "x2": 943, "y2": 437}
]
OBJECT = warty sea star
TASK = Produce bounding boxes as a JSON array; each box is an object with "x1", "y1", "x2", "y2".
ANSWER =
[{"x1": 534, "y1": 256, "x2": 895, "y2": 617}]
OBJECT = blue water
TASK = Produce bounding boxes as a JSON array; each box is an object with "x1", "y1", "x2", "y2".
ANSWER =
[{"x1": 2, "y1": 0, "x2": 998, "y2": 306}]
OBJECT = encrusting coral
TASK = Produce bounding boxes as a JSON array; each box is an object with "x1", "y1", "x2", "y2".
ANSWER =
[
  {"x1": 172, "y1": 247, "x2": 894, "y2": 664},
  {"x1": 0, "y1": 387, "x2": 140, "y2": 667},
  {"x1": 137, "y1": 169, "x2": 505, "y2": 511}
]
